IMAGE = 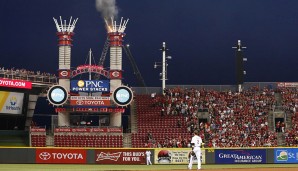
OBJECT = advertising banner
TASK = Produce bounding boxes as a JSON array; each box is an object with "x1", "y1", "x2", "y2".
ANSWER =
[
  {"x1": 70, "y1": 96, "x2": 111, "y2": 106},
  {"x1": 36, "y1": 149, "x2": 86, "y2": 164},
  {"x1": 215, "y1": 149, "x2": 266, "y2": 164},
  {"x1": 54, "y1": 127, "x2": 122, "y2": 133},
  {"x1": 277, "y1": 82, "x2": 298, "y2": 88},
  {"x1": 95, "y1": 149, "x2": 147, "y2": 164},
  {"x1": 54, "y1": 107, "x2": 125, "y2": 113},
  {"x1": 30, "y1": 128, "x2": 46, "y2": 132},
  {"x1": 0, "y1": 91, "x2": 24, "y2": 114},
  {"x1": 70, "y1": 80, "x2": 110, "y2": 92},
  {"x1": 274, "y1": 148, "x2": 298, "y2": 163},
  {"x1": 154, "y1": 149, "x2": 205, "y2": 164},
  {"x1": 0, "y1": 78, "x2": 32, "y2": 89}
]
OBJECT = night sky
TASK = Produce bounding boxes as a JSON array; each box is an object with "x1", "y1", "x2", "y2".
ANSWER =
[{"x1": 1, "y1": 0, "x2": 298, "y2": 87}]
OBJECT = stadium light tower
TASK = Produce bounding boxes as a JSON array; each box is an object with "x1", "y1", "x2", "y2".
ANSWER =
[
  {"x1": 232, "y1": 40, "x2": 247, "y2": 92},
  {"x1": 154, "y1": 42, "x2": 171, "y2": 95}
]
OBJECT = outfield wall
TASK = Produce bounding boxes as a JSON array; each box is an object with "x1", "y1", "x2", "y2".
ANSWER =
[{"x1": 0, "y1": 147, "x2": 295, "y2": 164}]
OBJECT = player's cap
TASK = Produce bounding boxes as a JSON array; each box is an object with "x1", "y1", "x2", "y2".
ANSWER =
[{"x1": 193, "y1": 130, "x2": 199, "y2": 135}]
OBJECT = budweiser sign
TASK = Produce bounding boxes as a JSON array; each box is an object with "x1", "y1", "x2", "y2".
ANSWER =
[
  {"x1": 36, "y1": 149, "x2": 86, "y2": 164},
  {"x1": 95, "y1": 149, "x2": 146, "y2": 165},
  {"x1": 96, "y1": 152, "x2": 122, "y2": 161}
]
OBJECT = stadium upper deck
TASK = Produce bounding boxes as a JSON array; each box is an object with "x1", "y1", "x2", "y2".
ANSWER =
[{"x1": 0, "y1": 67, "x2": 57, "y2": 85}]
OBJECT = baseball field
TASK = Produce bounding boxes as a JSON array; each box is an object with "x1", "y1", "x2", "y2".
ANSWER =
[{"x1": 0, "y1": 164, "x2": 298, "y2": 171}]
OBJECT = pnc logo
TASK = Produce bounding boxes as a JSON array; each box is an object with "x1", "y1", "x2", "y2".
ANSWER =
[
  {"x1": 39, "y1": 152, "x2": 51, "y2": 160},
  {"x1": 52, "y1": 92, "x2": 63, "y2": 98},
  {"x1": 77, "y1": 80, "x2": 85, "y2": 87}
]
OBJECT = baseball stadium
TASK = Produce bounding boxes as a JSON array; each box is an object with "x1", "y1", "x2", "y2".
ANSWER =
[{"x1": 1, "y1": 1, "x2": 298, "y2": 171}]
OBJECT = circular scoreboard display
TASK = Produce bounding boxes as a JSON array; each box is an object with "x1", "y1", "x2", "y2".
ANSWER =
[
  {"x1": 47, "y1": 85, "x2": 68, "y2": 106},
  {"x1": 112, "y1": 86, "x2": 133, "y2": 106}
]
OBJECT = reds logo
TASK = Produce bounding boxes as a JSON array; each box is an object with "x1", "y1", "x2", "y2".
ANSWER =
[
  {"x1": 112, "y1": 71, "x2": 120, "y2": 77},
  {"x1": 96, "y1": 152, "x2": 122, "y2": 161},
  {"x1": 59, "y1": 70, "x2": 70, "y2": 78}
]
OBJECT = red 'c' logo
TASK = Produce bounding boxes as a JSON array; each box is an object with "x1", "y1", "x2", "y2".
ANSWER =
[
  {"x1": 112, "y1": 71, "x2": 120, "y2": 78},
  {"x1": 60, "y1": 71, "x2": 69, "y2": 77}
]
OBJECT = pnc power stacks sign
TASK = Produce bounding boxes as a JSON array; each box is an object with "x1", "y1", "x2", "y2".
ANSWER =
[
  {"x1": 95, "y1": 149, "x2": 146, "y2": 165},
  {"x1": 36, "y1": 149, "x2": 86, "y2": 164},
  {"x1": 70, "y1": 80, "x2": 109, "y2": 92}
]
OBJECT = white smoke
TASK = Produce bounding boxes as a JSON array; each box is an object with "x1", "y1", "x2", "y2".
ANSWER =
[{"x1": 95, "y1": 0, "x2": 118, "y2": 19}]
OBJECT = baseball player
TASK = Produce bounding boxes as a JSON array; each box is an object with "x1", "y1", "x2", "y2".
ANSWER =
[
  {"x1": 188, "y1": 130, "x2": 203, "y2": 170},
  {"x1": 145, "y1": 150, "x2": 152, "y2": 165}
]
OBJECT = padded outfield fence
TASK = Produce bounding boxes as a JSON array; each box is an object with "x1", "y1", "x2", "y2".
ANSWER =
[{"x1": 0, "y1": 147, "x2": 296, "y2": 164}]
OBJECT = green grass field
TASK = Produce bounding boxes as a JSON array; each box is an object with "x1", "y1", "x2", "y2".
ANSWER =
[{"x1": 0, "y1": 164, "x2": 298, "y2": 171}]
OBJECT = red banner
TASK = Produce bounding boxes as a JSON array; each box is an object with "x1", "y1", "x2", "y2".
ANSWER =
[
  {"x1": 36, "y1": 149, "x2": 86, "y2": 164},
  {"x1": 70, "y1": 99, "x2": 111, "y2": 106},
  {"x1": 54, "y1": 127, "x2": 122, "y2": 133},
  {"x1": 91, "y1": 128, "x2": 108, "y2": 132},
  {"x1": 30, "y1": 128, "x2": 46, "y2": 132},
  {"x1": 55, "y1": 107, "x2": 125, "y2": 113},
  {"x1": 0, "y1": 78, "x2": 32, "y2": 89},
  {"x1": 95, "y1": 149, "x2": 146, "y2": 164},
  {"x1": 106, "y1": 127, "x2": 122, "y2": 133},
  {"x1": 277, "y1": 82, "x2": 298, "y2": 88}
]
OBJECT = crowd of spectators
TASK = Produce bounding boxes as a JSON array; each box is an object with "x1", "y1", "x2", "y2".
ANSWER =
[
  {"x1": 280, "y1": 88, "x2": 298, "y2": 146},
  {"x1": 148, "y1": 86, "x2": 278, "y2": 148},
  {"x1": 206, "y1": 87, "x2": 277, "y2": 147},
  {"x1": 0, "y1": 66, "x2": 57, "y2": 83},
  {"x1": 145, "y1": 133, "x2": 192, "y2": 148}
]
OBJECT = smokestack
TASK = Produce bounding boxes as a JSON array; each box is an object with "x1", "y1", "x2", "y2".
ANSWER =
[
  {"x1": 53, "y1": 16, "x2": 78, "y2": 70},
  {"x1": 53, "y1": 16, "x2": 78, "y2": 126},
  {"x1": 106, "y1": 17, "x2": 128, "y2": 83},
  {"x1": 106, "y1": 17, "x2": 128, "y2": 127}
]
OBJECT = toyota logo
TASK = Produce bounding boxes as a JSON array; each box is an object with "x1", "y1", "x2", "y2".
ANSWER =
[
  {"x1": 76, "y1": 100, "x2": 84, "y2": 105},
  {"x1": 39, "y1": 152, "x2": 51, "y2": 160}
]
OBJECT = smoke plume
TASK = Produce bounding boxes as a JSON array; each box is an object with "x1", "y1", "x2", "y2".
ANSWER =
[{"x1": 95, "y1": 0, "x2": 118, "y2": 19}]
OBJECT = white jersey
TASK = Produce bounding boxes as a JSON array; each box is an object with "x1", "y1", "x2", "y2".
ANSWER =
[
  {"x1": 189, "y1": 135, "x2": 203, "y2": 169},
  {"x1": 191, "y1": 135, "x2": 202, "y2": 147},
  {"x1": 145, "y1": 150, "x2": 152, "y2": 165},
  {"x1": 146, "y1": 151, "x2": 151, "y2": 157}
]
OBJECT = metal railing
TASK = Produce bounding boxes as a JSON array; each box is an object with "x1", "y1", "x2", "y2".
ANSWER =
[
  {"x1": 0, "y1": 70, "x2": 57, "y2": 84},
  {"x1": 132, "y1": 82, "x2": 279, "y2": 95}
]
